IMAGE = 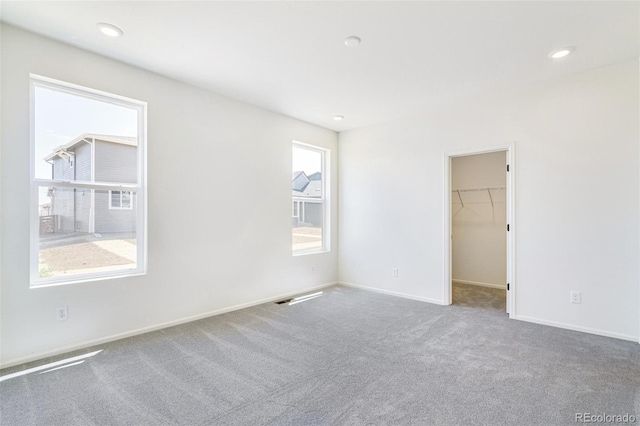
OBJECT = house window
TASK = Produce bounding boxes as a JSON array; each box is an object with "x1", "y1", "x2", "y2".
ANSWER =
[
  {"x1": 31, "y1": 75, "x2": 147, "y2": 286},
  {"x1": 292, "y1": 141, "x2": 329, "y2": 255},
  {"x1": 110, "y1": 190, "x2": 133, "y2": 210},
  {"x1": 292, "y1": 200, "x2": 299, "y2": 219}
]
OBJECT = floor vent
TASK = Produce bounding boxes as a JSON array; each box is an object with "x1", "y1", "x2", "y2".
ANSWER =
[{"x1": 275, "y1": 298, "x2": 293, "y2": 305}]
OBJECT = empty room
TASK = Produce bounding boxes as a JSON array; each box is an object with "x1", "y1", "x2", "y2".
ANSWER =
[{"x1": 1, "y1": 2, "x2": 638, "y2": 425}]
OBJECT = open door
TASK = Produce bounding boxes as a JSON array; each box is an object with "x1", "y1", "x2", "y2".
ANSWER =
[{"x1": 445, "y1": 145, "x2": 515, "y2": 317}]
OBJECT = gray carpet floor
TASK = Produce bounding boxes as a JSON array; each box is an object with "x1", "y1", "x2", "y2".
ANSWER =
[
  {"x1": 1, "y1": 285, "x2": 639, "y2": 425},
  {"x1": 452, "y1": 282, "x2": 507, "y2": 313}
]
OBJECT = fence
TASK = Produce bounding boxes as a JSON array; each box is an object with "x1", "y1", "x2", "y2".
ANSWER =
[{"x1": 39, "y1": 215, "x2": 59, "y2": 234}]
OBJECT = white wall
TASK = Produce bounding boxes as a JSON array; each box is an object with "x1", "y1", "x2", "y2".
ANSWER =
[
  {"x1": 339, "y1": 60, "x2": 639, "y2": 341},
  {"x1": 452, "y1": 152, "x2": 506, "y2": 288},
  {"x1": 0, "y1": 25, "x2": 339, "y2": 367}
]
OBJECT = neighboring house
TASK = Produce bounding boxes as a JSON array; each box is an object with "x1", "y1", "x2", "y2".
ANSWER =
[
  {"x1": 45, "y1": 133, "x2": 137, "y2": 234},
  {"x1": 292, "y1": 171, "x2": 322, "y2": 227}
]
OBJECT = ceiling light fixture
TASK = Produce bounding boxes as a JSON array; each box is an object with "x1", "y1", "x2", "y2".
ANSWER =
[
  {"x1": 548, "y1": 47, "x2": 575, "y2": 59},
  {"x1": 96, "y1": 22, "x2": 124, "y2": 38},
  {"x1": 333, "y1": 115, "x2": 344, "y2": 121},
  {"x1": 344, "y1": 36, "x2": 361, "y2": 47}
]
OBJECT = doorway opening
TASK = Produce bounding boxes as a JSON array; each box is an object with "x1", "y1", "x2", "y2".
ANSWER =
[{"x1": 443, "y1": 145, "x2": 515, "y2": 317}]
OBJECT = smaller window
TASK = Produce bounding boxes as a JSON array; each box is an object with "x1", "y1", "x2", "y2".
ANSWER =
[
  {"x1": 292, "y1": 142, "x2": 329, "y2": 255},
  {"x1": 110, "y1": 190, "x2": 133, "y2": 210}
]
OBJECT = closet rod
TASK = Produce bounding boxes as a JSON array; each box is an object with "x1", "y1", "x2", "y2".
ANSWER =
[{"x1": 451, "y1": 186, "x2": 505, "y2": 193}]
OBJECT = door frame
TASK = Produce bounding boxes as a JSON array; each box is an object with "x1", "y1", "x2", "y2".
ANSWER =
[{"x1": 443, "y1": 143, "x2": 516, "y2": 317}]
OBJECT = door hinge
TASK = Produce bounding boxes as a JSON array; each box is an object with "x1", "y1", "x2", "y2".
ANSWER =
[
  {"x1": 507, "y1": 224, "x2": 510, "y2": 231},
  {"x1": 507, "y1": 283, "x2": 510, "y2": 291}
]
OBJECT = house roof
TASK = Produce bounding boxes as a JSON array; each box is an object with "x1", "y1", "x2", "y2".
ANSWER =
[
  {"x1": 44, "y1": 133, "x2": 137, "y2": 161},
  {"x1": 307, "y1": 172, "x2": 321, "y2": 181},
  {"x1": 292, "y1": 170, "x2": 309, "y2": 192},
  {"x1": 293, "y1": 180, "x2": 322, "y2": 198},
  {"x1": 292, "y1": 170, "x2": 322, "y2": 197}
]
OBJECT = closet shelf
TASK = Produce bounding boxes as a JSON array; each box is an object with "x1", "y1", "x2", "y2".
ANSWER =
[
  {"x1": 452, "y1": 187, "x2": 505, "y2": 208},
  {"x1": 451, "y1": 186, "x2": 505, "y2": 193}
]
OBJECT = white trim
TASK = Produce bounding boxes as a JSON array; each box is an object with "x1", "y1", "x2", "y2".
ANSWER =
[
  {"x1": 443, "y1": 155, "x2": 451, "y2": 305},
  {"x1": 138, "y1": 103, "x2": 148, "y2": 278},
  {"x1": 515, "y1": 315, "x2": 638, "y2": 343},
  {"x1": 89, "y1": 138, "x2": 95, "y2": 234},
  {"x1": 339, "y1": 281, "x2": 446, "y2": 305},
  {"x1": 30, "y1": 78, "x2": 39, "y2": 286},
  {"x1": 443, "y1": 143, "x2": 515, "y2": 317},
  {"x1": 30, "y1": 74, "x2": 146, "y2": 109},
  {"x1": 452, "y1": 279, "x2": 506, "y2": 290},
  {"x1": 339, "y1": 281, "x2": 637, "y2": 343},
  {"x1": 506, "y1": 145, "x2": 516, "y2": 316},
  {"x1": 30, "y1": 271, "x2": 146, "y2": 289},
  {"x1": 324, "y1": 147, "x2": 331, "y2": 253},
  {"x1": 292, "y1": 197, "x2": 322, "y2": 202},
  {"x1": 33, "y1": 179, "x2": 138, "y2": 191},
  {"x1": 0, "y1": 282, "x2": 338, "y2": 369}
]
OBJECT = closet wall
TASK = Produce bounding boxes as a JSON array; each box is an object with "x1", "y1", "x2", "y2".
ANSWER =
[{"x1": 452, "y1": 152, "x2": 507, "y2": 288}]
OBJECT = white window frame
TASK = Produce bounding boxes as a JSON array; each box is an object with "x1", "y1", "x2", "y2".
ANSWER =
[
  {"x1": 30, "y1": 75, "x2": 147, "y2": 287},
  {"x1": 109, "y1": 190, "x2": 133, "y2": 210},
  {"x1": 292, "y1": 141, "x2": 330, "y2": 256}
]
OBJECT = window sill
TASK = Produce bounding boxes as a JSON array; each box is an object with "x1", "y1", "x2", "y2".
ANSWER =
[
  {"x1": 31, "y1": 269, "x2": 146, "y2": 289},
  {"x1": 293, "y1": 249, "x2": 330, "y2": 257}
]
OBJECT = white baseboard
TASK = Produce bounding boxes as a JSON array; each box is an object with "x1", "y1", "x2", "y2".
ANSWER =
[
  {"x1": 515, "y1": 314, "x2": 639, "y2": 343},
  {"x1": 452, "y1": 279, "x2": 506, "y2": 290},
  {"x1": 340, "y1": 282, "x2": 638, "y2": 343},
  {"x1": 339, "y1": 281, "x2": 446, "y2": 305},
  {"x1": 0, "y1": 282, "x2": 338, "y2": 370}
]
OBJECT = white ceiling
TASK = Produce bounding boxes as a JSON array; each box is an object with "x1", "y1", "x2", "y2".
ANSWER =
[{"x1": 1, "y1": 1, "x2": 638, "y2": 132}]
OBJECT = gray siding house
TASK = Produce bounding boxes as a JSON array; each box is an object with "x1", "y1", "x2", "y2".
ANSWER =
[
  {"x1": 45, "y1": 134, "x2": 137, "y2": 234},
  {"x1": 292, "y1": 171, "x2": 322, "y2": 227}
]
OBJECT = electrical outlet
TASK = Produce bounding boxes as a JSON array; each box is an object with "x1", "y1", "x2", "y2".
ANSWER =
[
  {"x1": 311, "y1": 266, "x2": 316, "y2": 272},
  {"x1": 392, "y1": 267, "x2": 399, "y2": 277},
  {"x1": 56, "y1": 306, "x2": 68, "y2": 321},
  {"x1": 570, "y1": 292, "x2": 581, "y2": 304}
]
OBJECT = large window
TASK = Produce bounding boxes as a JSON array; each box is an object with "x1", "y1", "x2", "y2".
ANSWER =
[
  {"x1": 31, "y1": 75, "x2": 146, "y2": 286},
  {"x1": 292, "y1": 142, "x2": 329, "y2": 254}
]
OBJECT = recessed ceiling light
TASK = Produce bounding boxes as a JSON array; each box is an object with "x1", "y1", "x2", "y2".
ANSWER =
[
  {"x1": 549, "y1": 47, "x2": 575, "y2": 59},
  {"x1": 344, "y1": 36, "x2": 361, "y2": 47},
  {"x1": 96, "y1": 22, "x2": 124, "y2": 38},
  {"x1": 333, "y1": 115, "x2": 344, "y2": 121}
]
